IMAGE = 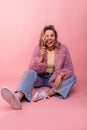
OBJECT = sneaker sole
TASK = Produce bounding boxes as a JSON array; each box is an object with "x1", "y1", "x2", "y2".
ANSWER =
[{"x1": 1, "y1": 87, "x2": 22, "y2": 110}]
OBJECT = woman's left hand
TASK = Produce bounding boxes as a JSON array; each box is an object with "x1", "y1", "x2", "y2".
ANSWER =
[{"x1": 53, "y1": 74, "x2": 63, "y2": 89}]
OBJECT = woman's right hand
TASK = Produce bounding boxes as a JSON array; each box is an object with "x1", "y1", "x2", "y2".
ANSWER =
[
  {"x1": 40, "y1": 46, "x2": 46, "y2": 62},
  {"x1": 40, "y1": 46, "x2": 46, "y2": 56}
]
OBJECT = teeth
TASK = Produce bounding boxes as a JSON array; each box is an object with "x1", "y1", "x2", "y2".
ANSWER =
[{"x1": 48, "y1": 41, "x2": 52, "y2": 43}]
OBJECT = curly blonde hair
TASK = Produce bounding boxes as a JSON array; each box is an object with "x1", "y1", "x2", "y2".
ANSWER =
[{"x1": 39, "y1": 25, "x2": 61, "y2": 48}]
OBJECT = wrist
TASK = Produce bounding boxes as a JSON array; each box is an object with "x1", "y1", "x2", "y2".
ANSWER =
[
  {"x1": 59, "y1": 73, "x2": 65, "y2": 78},
  {"x1": 39, "y1": 55, "x2": 44, "y2": 62}
]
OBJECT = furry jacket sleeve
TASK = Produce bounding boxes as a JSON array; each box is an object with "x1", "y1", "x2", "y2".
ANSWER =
[{"x1": 29, "y1": 45, "x2": 47, "y2": 73}]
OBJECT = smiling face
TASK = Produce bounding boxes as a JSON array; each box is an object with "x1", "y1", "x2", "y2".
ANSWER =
[{"x1": 44, "y1": 30, "x2": 56, "y2": 50}]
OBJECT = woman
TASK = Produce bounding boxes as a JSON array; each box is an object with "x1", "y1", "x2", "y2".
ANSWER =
[{"x1": 1, "y1": 25, "x2": 76, "y2": 110}]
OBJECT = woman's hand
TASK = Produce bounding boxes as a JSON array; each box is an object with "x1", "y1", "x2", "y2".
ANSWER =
[
  {"x1": 40, "y1": 46, "x2": 46, "y2": 56},
  {"x1": 53, "y1": 74, "x2": 64, "y2": 89},
  {"x1": 40, "y1": 46, "x2": 46, "y2": 62}
]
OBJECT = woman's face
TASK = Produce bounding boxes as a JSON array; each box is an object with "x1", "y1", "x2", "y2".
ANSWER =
[{"x1": 44, "y1": 30, "x2": 56, "y2": 48}]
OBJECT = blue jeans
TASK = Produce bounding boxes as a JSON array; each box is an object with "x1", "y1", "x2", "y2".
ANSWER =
[{"x1": 16, "y1": 70, "x2": 76, "y2": 101}]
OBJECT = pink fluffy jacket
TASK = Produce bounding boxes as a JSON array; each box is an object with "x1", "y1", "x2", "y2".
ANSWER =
[{"x1": 29, "y1": 44, "x2": 74, "y2": 87}]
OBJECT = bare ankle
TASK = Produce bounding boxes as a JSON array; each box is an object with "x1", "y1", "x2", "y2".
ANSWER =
[
  {"x1": 46, "y1": 90, "x2": 57, "y2": 97},
  {"x1": 16, "y1": 91, "x2": 24, "y2": 101}
]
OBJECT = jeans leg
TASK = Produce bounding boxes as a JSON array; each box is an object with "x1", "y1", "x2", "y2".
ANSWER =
[
  {"x1": 52, "y1": 75, "x2": 76, "y2": 99},
  {"x1": 16, "y1": 70, "x2": 37, "y2": 101}
]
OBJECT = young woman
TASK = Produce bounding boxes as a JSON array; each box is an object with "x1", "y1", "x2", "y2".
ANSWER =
[{"x1": 1, "y1": 25, "x2": 76, "y2": 110}]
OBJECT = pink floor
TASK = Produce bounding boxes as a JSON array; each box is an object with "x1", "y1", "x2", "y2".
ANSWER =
[{"x1": 0, "y1": 78, "x2": 87, "y2": 130}]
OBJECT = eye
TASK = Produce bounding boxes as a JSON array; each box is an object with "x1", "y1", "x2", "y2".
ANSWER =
[
  {"x1": 51, "y1": 34, "x2": 55, "y2": 37},
  {"x1": 45, "y1": 35, "x2": 49, "y2": 38}
]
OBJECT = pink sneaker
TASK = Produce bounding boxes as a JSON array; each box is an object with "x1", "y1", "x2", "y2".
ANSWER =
[
  {"x1": 33, "y1": 90, "x2": 49, "y2": 102},
  {"x1": 1, "y1": 87, "x2": 22, "y2": 110}
]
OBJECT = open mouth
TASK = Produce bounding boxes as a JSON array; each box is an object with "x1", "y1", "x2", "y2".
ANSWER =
[
  {"x1": 47, "y1": 42, "x2": 53, "y2": 46},
  {"x1": 46, "y1": 40, "x2": 53, "y2": 44}
]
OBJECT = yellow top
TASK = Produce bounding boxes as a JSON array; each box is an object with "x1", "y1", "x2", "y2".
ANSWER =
[{"x1": 46, "y1": 50, "x2": 55, "y2": 73}]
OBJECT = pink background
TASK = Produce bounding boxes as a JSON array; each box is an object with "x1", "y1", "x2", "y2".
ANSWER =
[{"x1": 0, "y1": 0, "x2": 87, "y2": 130}]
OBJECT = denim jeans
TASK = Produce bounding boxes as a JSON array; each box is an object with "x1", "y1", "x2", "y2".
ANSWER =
[{"x1": 16, "y1": 70, "x2": 76, "y2": 101}]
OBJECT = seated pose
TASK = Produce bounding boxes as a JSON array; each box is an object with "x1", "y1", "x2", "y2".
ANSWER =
[{"x1": 1, "y1": 25, "x2": 76, "y2": 110}]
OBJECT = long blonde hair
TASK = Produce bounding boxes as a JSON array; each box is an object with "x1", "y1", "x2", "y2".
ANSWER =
[{"x1": 39, "y1": 25, "x2": 61, "y2": 48}]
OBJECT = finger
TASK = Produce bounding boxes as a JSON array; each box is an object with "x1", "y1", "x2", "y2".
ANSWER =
[{"x1": 41, "y1": 46, "x2": 45, "y2": 49}]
